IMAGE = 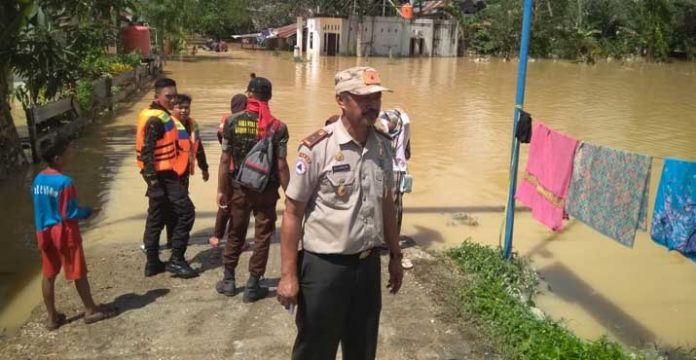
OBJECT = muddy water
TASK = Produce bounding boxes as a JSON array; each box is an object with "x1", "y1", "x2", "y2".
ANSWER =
[{"x1": 1, "y1": 49, "x2": 695, "y2": 348}]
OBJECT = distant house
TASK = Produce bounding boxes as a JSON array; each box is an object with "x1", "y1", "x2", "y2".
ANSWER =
[{"x1": 301, "y1": 15, "x2": 459, "y2": 58}]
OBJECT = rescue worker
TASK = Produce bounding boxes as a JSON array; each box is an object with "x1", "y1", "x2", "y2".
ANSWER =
[
  {"x1": 277, "y1": 66, "x2": 404, "y2": 360},
  {"x1": 216, "y1": 76, "x2": 290, "y2": 302},
  {"x1": 136, "y1": 78, "x2": 197, "y2": 279}
]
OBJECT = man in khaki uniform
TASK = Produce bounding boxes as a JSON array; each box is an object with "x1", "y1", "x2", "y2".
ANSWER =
[{"x1": 277, "y1": 66, "x2": 404, "y2": 360}]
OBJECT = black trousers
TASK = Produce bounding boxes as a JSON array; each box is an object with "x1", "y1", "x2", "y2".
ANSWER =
[
  {"x1": 143, "y1": 171, "x2": 195, "y2": 259},
  {"x1": 292, "y1": 250, "x2": 381, "y2": 360}
]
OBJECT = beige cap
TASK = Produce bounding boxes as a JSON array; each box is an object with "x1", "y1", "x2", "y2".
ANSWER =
[{"x1": 334, "y1": 66, "x2": 391, "y2": 95}]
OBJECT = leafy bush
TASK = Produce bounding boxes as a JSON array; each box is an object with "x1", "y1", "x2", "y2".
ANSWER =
[{"x1": 75, "y1": 80, "x2": 93, "y2": 112}]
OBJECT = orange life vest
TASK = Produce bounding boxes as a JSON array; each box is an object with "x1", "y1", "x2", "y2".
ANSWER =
[
  {"x1": 173, "y1": 116, "x2": 201, "y2": 175},
  {"x1": 135, "y1": 109, "x2": 187, "y2": 176}
]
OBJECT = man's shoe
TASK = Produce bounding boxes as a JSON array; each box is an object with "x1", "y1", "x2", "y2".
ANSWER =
[
  {"x1": 166, "y1": 257, "x2": 198, "y2": 278},
  {"x1": 215, "y1": 269, "x2": 236, "y2": 296},
  {"x1": 144, "y1": 259, "x2": 166, "y2": 277},
  {"x1": 215, "y1": 279, "x2": 236, "y2": 296},
  {"x1": 243, "y1": 275, "x2": 269, "y2": 303}
]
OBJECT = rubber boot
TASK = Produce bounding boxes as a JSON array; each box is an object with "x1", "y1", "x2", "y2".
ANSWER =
[
  {"x1": 215, "y1": 268, "x2": 236, "y2": 297},
  {"x1": 243, "y1": 275, "x2": 269, "y2": 303}
]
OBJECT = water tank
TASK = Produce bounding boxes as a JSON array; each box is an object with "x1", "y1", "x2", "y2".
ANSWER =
[
  {"x1": 400, "y1": 4, "x2": 413, "y2": 20},
  {"x1": 121, "y1": 25, "x2": 151, "y2": 58}
]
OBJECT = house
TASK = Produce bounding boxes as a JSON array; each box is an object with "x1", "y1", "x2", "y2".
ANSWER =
[{"x1": 300, "y1": 15, "x2": 459, "y2": 58}]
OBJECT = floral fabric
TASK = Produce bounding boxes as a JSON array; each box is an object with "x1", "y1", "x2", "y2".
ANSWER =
[
  {"x1": 651, "y1": 158, "x2": 696, "y2": 261},
  {"x1": 566, "y1": 143, "x2": 652, "y2": 247}
]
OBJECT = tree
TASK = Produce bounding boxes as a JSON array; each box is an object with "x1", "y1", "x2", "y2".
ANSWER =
[
  {"x1": 0, "y1": 1, "x2": 35, "y2": 179},
  {"x1": 195, "y1": 0, "x2": 250, "y2": 40}
]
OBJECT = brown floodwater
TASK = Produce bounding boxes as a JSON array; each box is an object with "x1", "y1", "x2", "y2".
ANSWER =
[{"x1": 1, "y1": 49, "x2": 695, "y2": 348}]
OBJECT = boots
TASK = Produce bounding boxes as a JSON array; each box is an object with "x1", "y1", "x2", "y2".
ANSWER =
[
  {"x1": 144, "y1": 250, "x2": 166, "y2": 277},
  {"x1": 243, "y1": 275, "x2": 269, "y2": 303},
  {"x1": 215, "y1": 268, "x2": 236, "y2": 296},
  {"x1": 166, "y1": 253, "x2": 198, "y2": 278}
]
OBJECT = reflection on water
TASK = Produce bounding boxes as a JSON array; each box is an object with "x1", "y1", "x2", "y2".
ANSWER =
[{"x1": 1, "y1": 50, "x2": 695, "y2": 348}]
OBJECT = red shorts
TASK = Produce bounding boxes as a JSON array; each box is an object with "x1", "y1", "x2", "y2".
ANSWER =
[{"x1": 41, "y1": 245, "x2": 87, "y2": 280}]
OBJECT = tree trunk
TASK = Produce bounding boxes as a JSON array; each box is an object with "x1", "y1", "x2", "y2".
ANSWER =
[{"x1": 0, "y1": 65, "x2": 29, "y2": 180}]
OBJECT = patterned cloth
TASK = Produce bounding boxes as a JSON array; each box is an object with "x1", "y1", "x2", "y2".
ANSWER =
[
  {"x1": 651, "y1": 158, "x2": 696, "y2": 261},
  {"x1": 516, "y1": 122, "x2": 579, "y2": 231},
  {"x1": 566, "y1": 143, "x2": 652, "y2": 247}
]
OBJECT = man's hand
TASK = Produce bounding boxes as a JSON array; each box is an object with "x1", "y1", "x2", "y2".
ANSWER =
[
  {"x1": 387, "y1": 254, "x2": 404, "y2": 294},
  {"x1": 202, "y1": 169, "x2": 210, "y2": 182},
  {"x1": 216, "y1": 192, "x2": 228, "y2": 209},
  {"x1": 277, "y1": 274, "x2": 299, "y2": 309}
]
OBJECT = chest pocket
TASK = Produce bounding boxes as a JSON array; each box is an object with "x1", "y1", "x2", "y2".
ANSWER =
[{"x1": 320, "y1": 171, "x2": 356, "y2": 209}]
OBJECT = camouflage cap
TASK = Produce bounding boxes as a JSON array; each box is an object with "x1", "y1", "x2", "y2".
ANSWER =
[{"x1": 334, "y1": 66, "x2": 391, "y2": 95}]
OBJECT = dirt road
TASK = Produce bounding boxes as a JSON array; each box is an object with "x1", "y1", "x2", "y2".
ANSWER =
[{"x1": 0, "y1": 236, "x2": 496, "y2": 360}]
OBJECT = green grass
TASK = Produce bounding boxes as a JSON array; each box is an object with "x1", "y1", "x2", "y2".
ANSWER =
[{"x1": 446, "y1": 240, "x2": 643, "y2": 360}]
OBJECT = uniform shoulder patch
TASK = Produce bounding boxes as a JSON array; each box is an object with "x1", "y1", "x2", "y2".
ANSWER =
[{"x1": 300, "y1": 129, "x2": 332, "y2": 149}]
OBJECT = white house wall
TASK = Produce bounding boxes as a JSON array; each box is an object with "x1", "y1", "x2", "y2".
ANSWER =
[
  {"x1": 411, "y1": 19, "x2": 434, "y2": 57},
  {"x1": 303, "y1": 16, "x2": 459, "y2": 58},
  {"x1": 433, "y1": 19, "x2": 459, "y2": 57}
]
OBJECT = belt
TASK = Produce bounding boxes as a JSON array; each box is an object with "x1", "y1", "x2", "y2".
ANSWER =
[{"x1": 306, "y1": 249, "x2": 375, "y2": 262}]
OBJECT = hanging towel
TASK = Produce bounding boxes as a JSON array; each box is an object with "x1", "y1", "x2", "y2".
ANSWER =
[
  {"x1": 516, "y1": 122, "x2": 579, "y2": 231},
  {"x1": 651, "y1": 158, "x2": 696, "y2": 261},
  {"x1": 566, "y1": 143, "x2": 652, "y2": 247}
]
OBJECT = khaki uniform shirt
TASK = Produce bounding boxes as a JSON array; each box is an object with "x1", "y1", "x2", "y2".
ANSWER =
[{"x1": 286, "y1": 120, "x2": 394, "y2": 255}]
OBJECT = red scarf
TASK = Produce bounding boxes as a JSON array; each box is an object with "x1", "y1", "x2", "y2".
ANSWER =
[{"x1": 246, "y1": 98, "x2": 279, "y2": 140}]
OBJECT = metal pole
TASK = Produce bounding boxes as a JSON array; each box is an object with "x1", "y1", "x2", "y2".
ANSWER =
[{"x1": 502, "y1": 0, "x2": 534, "y2": 260}]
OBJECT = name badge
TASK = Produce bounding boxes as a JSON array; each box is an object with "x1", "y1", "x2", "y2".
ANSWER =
[{"x1": 332, "y1": 164, "x2": 350, "y2": 173}]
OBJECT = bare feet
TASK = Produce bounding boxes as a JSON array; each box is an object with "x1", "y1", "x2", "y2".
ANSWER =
[
  {"x1": 208, "y1": 236, "x2": 220, "y2": 247},
  {"x1": 46, "y1": 312, "x2": 67, "y2": 331}
]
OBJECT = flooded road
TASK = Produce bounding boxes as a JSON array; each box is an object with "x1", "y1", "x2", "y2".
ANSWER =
[{"x1": 1, "y1": 49, "x2": 695, "y2": 348}]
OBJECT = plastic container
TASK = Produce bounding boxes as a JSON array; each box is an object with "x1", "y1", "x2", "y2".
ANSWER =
[
  {"x1": 400, "y1": 4, "x2": 413, "y2": 20},
  {"x1": 121, "y1": 25, "x2": 151, "y2": 58}
]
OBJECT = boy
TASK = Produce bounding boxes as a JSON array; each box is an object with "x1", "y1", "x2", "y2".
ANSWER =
[
  {"x1": 32, "y1": 138, "x2": 116, "y2": 330},
  {"x1": 172, "y1": 93, "x2": 209, "y2": 183},
  {"x1": 162, "y1": 94, "x2": 209, "y2": 248},
  {"x1": 210, "y1": 93, "x2": 248, "y2": 248}
]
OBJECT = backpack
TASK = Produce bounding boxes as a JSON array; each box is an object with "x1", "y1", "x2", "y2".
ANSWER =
[{"x1": 233, "y1": 128, "x2": 278, "y2": 192}]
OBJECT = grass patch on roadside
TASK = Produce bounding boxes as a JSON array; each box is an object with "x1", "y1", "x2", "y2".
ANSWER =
[{"x1": 446, "y1": 240, "x2": 644, "y2": 360}]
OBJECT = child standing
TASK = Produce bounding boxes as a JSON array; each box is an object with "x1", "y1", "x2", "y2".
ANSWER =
[
  {"x1": 32, "y1": 138, "x2": 116, "y2": 330},
  {"x1": 209, "y1": 93, "x2": 248, "y2": 248}
]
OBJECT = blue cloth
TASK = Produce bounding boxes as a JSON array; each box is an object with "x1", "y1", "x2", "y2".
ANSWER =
[{"x1": 651, "y1": 158, "x2": 696, "y2": 261}]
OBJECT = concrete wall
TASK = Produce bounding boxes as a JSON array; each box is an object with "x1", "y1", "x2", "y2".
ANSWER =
[
  {"x1": 303, "y1": 16, "x2": 459, "y2": 58},
  {"x1": 432, "y1": 19, "x2": 459, "y2": 57},
  {"x1": 344, "y1": 16, "x2": 410, "y2": 57},
  {"x1": 411, "y1": 19, "x2": 434, "y2": 57}
]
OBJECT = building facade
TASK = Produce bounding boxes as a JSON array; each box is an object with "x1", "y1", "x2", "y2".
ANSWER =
[{"x1": 300, "y1": 16, "x2": 460, "y2": 58}]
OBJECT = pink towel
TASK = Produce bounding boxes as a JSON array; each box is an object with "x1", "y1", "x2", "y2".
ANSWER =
[{"x1": 515, "y1": 122, "x2": 579, "y2": 231}]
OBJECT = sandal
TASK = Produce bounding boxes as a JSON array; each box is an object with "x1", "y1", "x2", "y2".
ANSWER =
[
  {"x1": 84, "y1": 305, "x2": 118, "y2": 325},
  {"x1": 46, "y1": 312, "x2": 67, "y2": 331},
  {"x1": 401, "y1": 258, "x2": 414, "y2": 270}
]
